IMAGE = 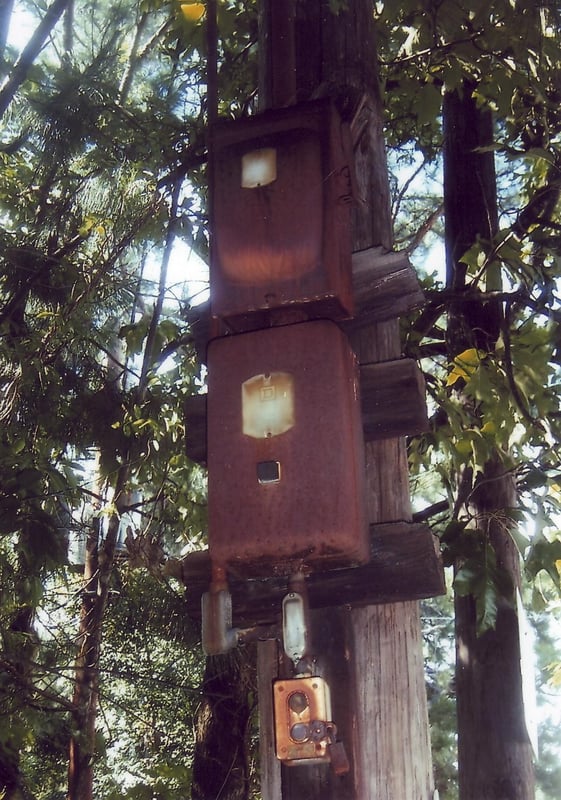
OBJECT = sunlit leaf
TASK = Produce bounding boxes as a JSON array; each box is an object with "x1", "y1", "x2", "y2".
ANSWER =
[
  {"x1": 446, "y1": 348, "x2": 487, "y2": 387},
  {"x1": 180, "y1": 2, "x2": 205, "y2": 22},
  {"x1": 526, "y1": 538, "x2": 561, "y2": 588}
]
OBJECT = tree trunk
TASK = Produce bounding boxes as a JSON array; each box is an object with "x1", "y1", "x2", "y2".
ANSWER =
[
  {"x1": 455, "y1": 461, "x2": 534, "y2": 800},
  {"x1": 191, "y1": 650, "x2": 256, "y2": 800},
  {"x1": 443, "y1": 81, "x2": 535, "y2": 800},
  {"x1": 0, "y1": 0, "x2": 71, "y2": 120},
  {"x1": 0, "y1": 0, "x2": 14, "y2": 62},
  {"x1": 67, "y1": 151, "x2": 180, "y2": 799},
  {"x1": 67, "y1": 514, "x2": 100, "y2": 800},
  {"x1": 443, "y1": 82, "x2": 501, "y2": 355},
  {"x1": 67, "y1": 475, "x2": 127, "y2": 800}
]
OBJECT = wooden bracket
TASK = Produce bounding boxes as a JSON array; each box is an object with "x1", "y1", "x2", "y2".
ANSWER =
[
  {"x1": 360, "y1": 358, "x2": 428, "y2": 442},
  {"x1": 343, "y1": 246, "x2": 424, "y2": 329},
  {"x1": 168, "y1": 521, "x2": 444, "y2": 628},
  {"x1": 185, "y1": 245, "x2": 424, "y2": 363}
]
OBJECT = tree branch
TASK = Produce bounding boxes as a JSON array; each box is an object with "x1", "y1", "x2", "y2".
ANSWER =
[
  {"x1": 502, "y1": 301, "x2": 546, "y2": 432},
  {"x1": 423, "y1": 286, "x2": 561, "y2": 324},
  {"x1": 0, "y1": 0, "x2": 71, "y2": 119},
  {"x1": 412, "y1": 500, "x2": 450, "y2": 523},
  {"x1": 405, "y1": 203, "x2": 444, "y2": 255}
]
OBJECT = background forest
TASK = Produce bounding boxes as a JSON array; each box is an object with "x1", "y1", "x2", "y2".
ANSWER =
[{"x1": 0, "y1": 0, "x2": 560, "y2": 798}]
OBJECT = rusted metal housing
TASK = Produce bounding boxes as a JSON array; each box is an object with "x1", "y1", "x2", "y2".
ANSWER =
[
  {"x1": 210, "y1": 99, "x2": 354, "y2": 331},
  {"x1": 273, "y1": 676, "x2": 332, "y2": 765},
  {"x1": 207, "y1": 320, "x2": 369, "y2": 577}
]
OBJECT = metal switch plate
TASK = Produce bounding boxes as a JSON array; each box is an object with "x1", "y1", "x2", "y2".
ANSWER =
[{"x1": 273, "y1": 676, "x2": 333, "y2": 765}]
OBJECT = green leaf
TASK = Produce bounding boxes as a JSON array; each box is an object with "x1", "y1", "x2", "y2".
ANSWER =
[
  {"x1": 526, "y1": 538, "x2": 561, "y2": 588},
  {"x1": 524, "y1": 468, "x2": 550, "y2": 490},
  {"x1": 119, "y1": 314, "x2": 151, "y2": 356},
  {"x1": 453, "y1": 561, "x2": 480, "y2": 597},
  {"x1": 475, "y1": 575, "x2": 499, "y2": 633}
]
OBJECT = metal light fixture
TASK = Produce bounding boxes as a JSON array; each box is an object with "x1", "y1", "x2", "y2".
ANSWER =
[
  {"x1": 242, "y1": 372, "x2": 294, "y2": 439},
  {"x1": 206, "y1": 319, "x2": 369, "y2": 578},
  {"x1": 274, "y1": 676, "x2": 334, "y2": 765},
  {"x1": 209, "y1": 98, "x2": 355, "y2": 330},
  {"x1": 201, "y1": 565, "x2": 239, "y2": 656}
]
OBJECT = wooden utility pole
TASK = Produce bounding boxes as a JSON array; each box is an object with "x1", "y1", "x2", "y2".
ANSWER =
[
  {"x1": 182, "y1": 2, "x2": 441, "y2": 798},
  {"x1": 257, "y1": 2, "x2": 436, "y2": 798}
]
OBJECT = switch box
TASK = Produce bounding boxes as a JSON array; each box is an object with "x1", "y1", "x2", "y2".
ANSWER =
[
  {"x1": 273, "y1": 676, "x2": 333, "y2": 765},
  {"x1": 209, "y1": 99, "x2": 354, "y2": 331},
  {"x1": 207, "y1": 320, "x2": 369, "y2": 577}
]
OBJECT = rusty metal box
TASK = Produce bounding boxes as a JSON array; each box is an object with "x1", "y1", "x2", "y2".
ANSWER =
[
  {"x1": 273, "y1": 676, "x2": 332, "y2": 765},
  {"x1": 209, "y1": 99, "x2": 354, "y2": 331},
  {"x1": 206, "y1": 320, "x2": 369, "y2": 577}
]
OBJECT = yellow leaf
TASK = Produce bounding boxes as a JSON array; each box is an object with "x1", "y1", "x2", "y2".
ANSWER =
[
  {"x1": 78, "y1": 216, "x2": 96, "y2": 236},
  {"x1": 446, "y1": 371, "x2": 461, "y2": 387},
  {"x1": 180, "y1": 2, "x2": 205, "y2": 21},
  {"x1": 446, "y1": 348, "x2": 486, "y2": 387},
  {"x1": 548, "y1": 662, "x2": 561, "y2": 688},
  {"x1": 99, "y1": 503, "x2": 118, "y2": 518},
  {"x1": 481, "y1": 421, "x2": 496, "y2": 436}
]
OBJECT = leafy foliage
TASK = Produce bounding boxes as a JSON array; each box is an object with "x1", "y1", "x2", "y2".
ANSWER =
[
  {"x1": 1, "y1": 0, "x2": 561, "y2": 795},
  {"x1": 378, "y1": 2, "x2": 561, "y2": 793},
  {"x1": 0, "y1": 0, "x2": 222, "y2": 795},
  {"x1": 380, "y1": 0, "x2": 561, "y2": 619}
]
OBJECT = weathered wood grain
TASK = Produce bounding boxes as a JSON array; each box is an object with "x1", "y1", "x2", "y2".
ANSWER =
[
  {"x1": 174, "y1": 522, "x2": 444, "y2": 628},
  {"x1": 360, "y1": 358, "x2": 429, "y2": 440},
  {"x1": 344, "y1": 246, "x2": 424, "y2": 328},
  {"x1": 184, "y1": 245, "x2": 425, "y2": 362}
]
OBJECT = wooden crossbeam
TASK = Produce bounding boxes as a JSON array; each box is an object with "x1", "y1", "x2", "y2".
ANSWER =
[{"x1": 168, "y1": 522, "x2": 444, "y2": 628}]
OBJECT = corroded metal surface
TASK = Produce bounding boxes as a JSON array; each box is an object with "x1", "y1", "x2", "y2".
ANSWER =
[
  {"x1": 210, "y1": 99, "x2": 353, "y2": 330},
  {"x1": 207, "y1": 319, "x2": 369, "y2": 577}
]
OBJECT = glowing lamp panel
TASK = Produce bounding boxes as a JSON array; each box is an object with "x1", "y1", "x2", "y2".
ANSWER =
[
  {"x1": 241, "y1": 147, "x2": 277, "y2": 188},
  {"x1": 213, "y1": 131, "x2": 322, "y2": 285},
  {"x1": 206, "y1": 320, "x2": 369, "y2": 577},
  {"x1": 242, "y1": 372, "x2": 294, "y2": 439}
]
